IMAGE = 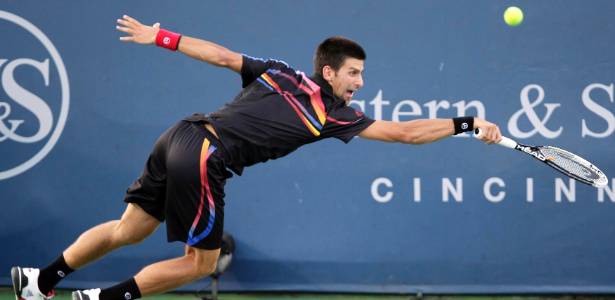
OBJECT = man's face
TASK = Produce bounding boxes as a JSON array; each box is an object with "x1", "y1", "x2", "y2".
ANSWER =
[{"x1": 323, "y1": 58, "x2": 364, "y2": 103}]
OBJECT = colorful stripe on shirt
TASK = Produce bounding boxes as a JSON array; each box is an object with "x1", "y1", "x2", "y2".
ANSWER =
[
  {"x1": 259, "y1": 73, "x2": 321, "y2": 136},
  {"x1": 257, "y1": 70, "x2": 328, "y2": 136},
  {"x1": 273, "y1": 70, "x2": 327, "y2": 126}
]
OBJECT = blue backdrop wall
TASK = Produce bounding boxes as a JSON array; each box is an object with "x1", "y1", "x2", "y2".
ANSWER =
[{"x1": 1, "y1": 0, "x2": 614, "y2": 294}]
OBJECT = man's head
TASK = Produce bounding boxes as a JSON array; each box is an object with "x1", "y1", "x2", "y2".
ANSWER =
[{"x1": 314, "y1": 36, "x2": 366, "y2": 102}]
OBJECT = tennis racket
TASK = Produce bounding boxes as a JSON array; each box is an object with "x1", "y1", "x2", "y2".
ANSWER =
[{"x1": 475, "y1": 128, "x2": 608, "y2": 188}]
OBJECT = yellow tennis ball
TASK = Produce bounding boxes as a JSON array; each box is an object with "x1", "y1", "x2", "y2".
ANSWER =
[{"x1": 503, "y1": 6, "x2": 524, "y2": 27}]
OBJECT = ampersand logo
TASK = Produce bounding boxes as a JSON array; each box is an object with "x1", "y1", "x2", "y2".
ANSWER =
[
  {"x1": 508, "y1": 84, "x2": 562, "y2": 139},
  {"x1": 0, "y1": 11, "x2": 70, "y2": 180}
]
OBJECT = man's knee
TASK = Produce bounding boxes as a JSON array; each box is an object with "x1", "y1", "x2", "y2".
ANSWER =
[{"x1": 189, "y1": 247, "x2": 220, "y2": 277}]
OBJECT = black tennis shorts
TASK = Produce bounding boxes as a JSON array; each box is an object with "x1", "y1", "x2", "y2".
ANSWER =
[{"x1": 124, "y1": 120, "x2": 232, "y2": 250}]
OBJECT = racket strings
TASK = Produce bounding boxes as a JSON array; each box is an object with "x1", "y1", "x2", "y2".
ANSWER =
[{"x1": 540, "y1": 147, "x2": 599, "y2": 181}]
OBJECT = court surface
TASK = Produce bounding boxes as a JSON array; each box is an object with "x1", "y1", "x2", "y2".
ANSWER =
[{"x1": 1, "y1": 288, "x2": 612, "y2": 300}]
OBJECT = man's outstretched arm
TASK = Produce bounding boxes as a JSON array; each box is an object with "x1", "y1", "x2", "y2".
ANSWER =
[
  {"x1": 359, "y1": 118, "x2": 502, "y2": 144},
  {"x1": 116, "y1": 15, "x2": 243, "y2": 73}
]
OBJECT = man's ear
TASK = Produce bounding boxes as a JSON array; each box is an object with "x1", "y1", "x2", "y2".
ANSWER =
[{"x1": 322, "y1": 65, "x2": 334, "y2": 81}]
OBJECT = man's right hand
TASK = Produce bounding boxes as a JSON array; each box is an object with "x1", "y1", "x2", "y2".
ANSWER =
[
  {"x1": 116, "y1": 15, "x2": 160, "y2": 45},
  {"x1": 474, "y1": 117, "x2": 502, "y2": 144}
]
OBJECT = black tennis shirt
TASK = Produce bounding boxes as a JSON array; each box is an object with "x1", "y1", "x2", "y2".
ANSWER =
[{"x1": 185, "y1": 55, "x2": 375, "y2": 175}]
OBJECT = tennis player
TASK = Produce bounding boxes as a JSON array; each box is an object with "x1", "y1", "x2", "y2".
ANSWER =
[{"x1": 11, "y1": 15, "x2": 502, "y2": 300}]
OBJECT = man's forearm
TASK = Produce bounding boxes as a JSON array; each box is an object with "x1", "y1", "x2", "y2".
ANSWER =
[
  {"x1": 401, "y1": 118, "x2": 455, "y2": 144},
  {"x1": 176, "y1": 36, "x2": 242, "y2": 72},
  {"x1": 401, "y1": 117, "x2": 499, "y2": 145}
]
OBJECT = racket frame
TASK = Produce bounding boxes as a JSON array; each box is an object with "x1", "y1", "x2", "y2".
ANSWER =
[{"x1": 474, "y1": 128, "x2": 608, "y2": 188}]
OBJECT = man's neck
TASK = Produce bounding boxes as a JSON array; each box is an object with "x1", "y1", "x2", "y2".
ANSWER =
[{"x1": 311, "y1": 73, "x2": 335, "y2": 97}]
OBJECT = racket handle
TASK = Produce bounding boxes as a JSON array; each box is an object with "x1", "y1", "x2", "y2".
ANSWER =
[{"x1": 474, "y1": 128, "x2": 518, "y2": 149}]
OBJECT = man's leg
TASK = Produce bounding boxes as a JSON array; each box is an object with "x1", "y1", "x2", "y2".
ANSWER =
[
  {"x1": 71, "y1": 247, "x2": 219, "y2": 300},
  {"x1": 64, "y1": 203, "x2": 160, "y2": 269},
  {"x1": 12, "y1": 203, "x2": 160, "y2": 300},
  {"x1": 133, "y1": 247, "x2": 220, "y2": 296}
]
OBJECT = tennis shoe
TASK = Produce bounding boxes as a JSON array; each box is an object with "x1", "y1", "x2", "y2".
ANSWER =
[
  {"x1": 72, "y1": 289, "x2": 100, "y2": 300},
  {"x1": 11, "y1": 267, "x2": 55, "y2": 300}
]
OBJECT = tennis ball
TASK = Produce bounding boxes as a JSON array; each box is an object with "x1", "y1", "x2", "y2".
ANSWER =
[{"x1": 503, "y1": 6, "x2": 524, "y2": 27}]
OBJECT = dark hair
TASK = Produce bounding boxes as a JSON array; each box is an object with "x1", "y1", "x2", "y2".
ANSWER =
[{"x1": 314, "y1": 36, "x2": 366, "y2": 76}]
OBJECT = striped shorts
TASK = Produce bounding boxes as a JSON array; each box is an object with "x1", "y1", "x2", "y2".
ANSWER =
[{"x1": 124, "y1": 120, "x2": 232, "y2": 249}]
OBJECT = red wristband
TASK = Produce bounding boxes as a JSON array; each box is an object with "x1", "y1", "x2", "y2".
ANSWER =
[{"x1": 155, "y1": 28, "x2": 182, "y2": 51}]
